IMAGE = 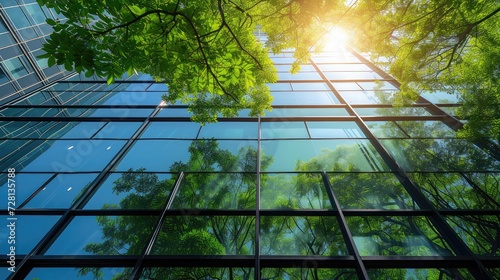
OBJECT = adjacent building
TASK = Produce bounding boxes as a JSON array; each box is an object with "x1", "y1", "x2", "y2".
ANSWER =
[
  {"x1": 0, "y1": 5, "x2": 499, "y2": 280},
  {"x1": 0, "y1": 0, "x2": 71, "y2": 104}
]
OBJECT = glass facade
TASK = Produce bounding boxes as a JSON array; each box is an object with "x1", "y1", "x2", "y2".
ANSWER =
[
  {"x1": 1, "y1": 42, "x2": 499, "y2": 279},
  {"x1": 0, "y1": 1, "x2": 71, "y2": 104}
]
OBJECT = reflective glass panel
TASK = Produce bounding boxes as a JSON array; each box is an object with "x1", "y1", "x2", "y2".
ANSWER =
[
  {"x1": 85, "y1": 172, "x2": 173, "y2": 209},
  {"x1": 23, "y1": 173, "x2": 98, "y2": 209},
  {"x1": 260, "y1": 216, "x2": 348, "y2": 255},
  {"x1": 261, "y1": 122, "x2": 308, "y2": 139},
  {"x1": 0, "y1": 215, "x2": 60, "y2": 254},
  {"x1": 408, "y1": 173, "x2": 498, "y2": 209},
  {"x1": 347, "y1": 216, "x2": 454, "y2": 256},
  {"x1": 261, "y1": 140, "x2": 388, "y2": 172},
  {"x1": 446, "y1": 215, "x2": 500, "y2": 256},
  {"x1": 380, "y1": 139, "x2": 500, "y2": 171},
  {"x1": 21, "y1": 140, "x2": 126, "y2": 172},
  {"x1": 152, "y1": 216, "x2": 255, "y2": 255},
  {"x1": 45, "y1": 215, "x2": 156, "y2": 255},
  {"x1": 26, "y1": 268, "x2": 128, "y2": 280},
  {"x1": 116, "y1": 140, "x2": 258, "y2": 172},
  {"x1": 0, "y1": 173, "x2": 52, "y2": 206},
  {"x1": 260, "y1": 173, "x2": 331, "y2": 209},
  {"x1": 172, "y1": 173, "x2": 256, "y2": 209},
  {"x1": 367, "y1": 268, "x2": 473, "y2": 280},
  {"x1": 464, "y1": 173, "x2": 500, "y2": 205},
  {"x1": 396, "y1": 121, "x2": 456, "y2": 138},
  {"x1": 198, "y1": 122, "x2": 257, "y2": 139},
  {"x1": 265, "y1": 108, "x2": 349, "y2": 117},
  {"x1": 329, "y1": 173, "x2": 418, "y2": 209},
  {"x1": 140, "y1": 267, "x2": 253, "y2": 279},
  {"x1": 306, "y1": 121, "x2": 365, "y2": 138},
  {"x1": 365, "y1": 121, "x2": 407, "y2": 138},
  {"x1": 261, "y1": 268, "x2": 358, "y2": 280},
  {"x1": 140, "y1": 122, "x2": 200, "y2": 139}
]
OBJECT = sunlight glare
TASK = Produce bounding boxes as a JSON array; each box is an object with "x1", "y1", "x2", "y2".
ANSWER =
[{"x1": 322, "y1": 27, "x2": 350, "y2": 50}]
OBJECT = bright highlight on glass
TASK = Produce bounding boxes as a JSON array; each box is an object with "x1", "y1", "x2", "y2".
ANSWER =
[{"x1": 322, "y1": 27, "x2": 350, "y2": 50}]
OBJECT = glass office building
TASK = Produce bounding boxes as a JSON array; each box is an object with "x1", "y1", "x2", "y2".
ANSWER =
[
  {"x1": 0, "y1": 0, "x2": 71, "y2": 104},
  {"x1": 1, "y1": 39, "x2": 499, "y2": 279}
]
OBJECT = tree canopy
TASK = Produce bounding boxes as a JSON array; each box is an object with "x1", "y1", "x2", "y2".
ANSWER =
[
  {"x1": 37, "y1": 0, "x2": 500, "y2": 137},
  {"x1": 36, "y1": 0, "x2": 344, "y2": 122}
]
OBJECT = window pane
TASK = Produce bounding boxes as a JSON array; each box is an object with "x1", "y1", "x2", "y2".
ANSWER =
[
  {"x1": 366, "y1": 121, "x2": 407, "y2": 138},
  {"x1": 198, "y1": 122, "x2": 257, "y2": 139},
  {"x1": 18, "y1": 139, "x2": 125, "y2": 172},
  {"x1": 152, "y1": 216, "x2": 255, "y2": 255},
  {"x1": 306, "y1": 121, "x2": 365, "y2": 138},
  {"x1": 45, "y1": 215, "x2": 157, "y2": 255},
  {"x1": 140, "y1": 267, "x2": 253, "y2": 279},
  {"x1": 141, "y1": 122, "x2": 200, "y2": 139},
  {"x1": 367, "y1": 268, "x2": 473, "y2": 279},
  {"x1": 261, "y1": 122, "x2": 308, "y2": 139},
  {"x1": 261, "y1": 140, "x2": 388, "y2": 172},
  {"x1": 260, "y1": 216, "x2": 348, "y2": 255},
  {"x1": 261, "y1": 173, "x2": 331, "y2": 209},
  {"x1": 85, "y1": 172, "x2": 174, "y2": 209},
  {"x1": 3, "y1": 57, "x2": 28, "y2": 78},
  {"x1": 446, "y1": 215, "x2": 500, "y2": 256},
  {"x1": 172, "y1": 173, "x2": 257, "y2": 209},
  {"x1": 26, "y1": 268, "x2": 129, "y2": 280},
  {"x1": 261, "y1": 268, "x2": 358, "y2": 280},
  {"x1": 329, "y1": 173, "x2": 418, "y2": 209},
  {"x1": 0, "y1": 173, "x2": 52, "y2": 206},
  {"x1": 0, "y1": 215, "x2": 60, "y2": 254},
  {"x1": 23, "y1": 173, "x2": 98, "y2": 209},
  {"x1": 409, "y1": 173, "x2": 498, "y2": 209},
  {"x1": 347, "y1": 216, "x2": 454, "y2": 256}
]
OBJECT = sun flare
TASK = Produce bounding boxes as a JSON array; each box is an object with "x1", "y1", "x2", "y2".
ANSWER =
[{"x1": 322, "y1": 27, "x2": 350, "y2": 50}]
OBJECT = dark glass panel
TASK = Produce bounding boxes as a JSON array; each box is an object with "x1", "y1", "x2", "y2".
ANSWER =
[
  {"x1": 367, "y1": 268, "x2": 473, "y2": 280},
  {"x1": 355, "y1": 107, "x2": 432, "y2": 116},
  {"x1": 26, "y1": 268, "x2": 128, "y2": 280},
  {"x1": 85, "y1": 171, "x2": 173, "y2": 210},
  {"x1": 262, "y1": 140, "x2": 388, "y2": 172},
  {"x1": 152, "y1": 216, "x2": 255, "y2": 255},
  {"x1": 198, "y1": 122, "x2": 257, "y2": 139},
  {"x1": 463, "y1": 173, "x2": 500, "y2": 205},
  {"x1": 21, "y1": 140, "x2": 126, "y2": 172},
  {"x1": 446, "y1": 215, "x2": 500, "y2": 256},
  {"x1": 0, "y1": 215, "x2": 60, "y2": 254},
  {"x1": 261, "y1": 268, "x2": 358, "y2": 280},
  {"x1": 306, "y1": 121, "x2": 365, "y2": 138},
  {"x1": 260, "y1": 173, "x2": 331, "y2": 209},
  {"x1": 140, "y1": 122, "x2": 200, "y2": 139},
  {"x1": 172, "y1": 173, "x2": 256, "y2": 209},
  {"x1": 23, "y1": 173, "x2": 98, "y2": 209},
  {"x1": 139, "y1": 267, "x2": 253, "y2": 280},
  {"x1": 366, "y1": 121, "x2": 408, "y2": 138},
  {"x1": 44, "y1": 215, "x2": 157, "y2": 255},
  {"x1": 261, "y1": 122, "x2": 309, "y2": 139},
  {"x1": 408, "y1": 173, "x2": 498, "y2": 209},
  {"x1": 329, "y1": 173, "x2": 418, "y2": 210},
  {"x1": 380, "y1": 139, "x2": 500, "y2": 171},
  {"x1": 265, "y1": 108, "x2": 349, "y2": 117},
  {"x1": 0, "y1": 173, "x2": 52, "y2": 206},
  {"x1": 346, "y1": 216, "x2": 454, "y2": 256},
  {"x1": 396, "y1": 121, "x2": 456, "y2": 138},
  {"x1": 260, "y1": 216, "x2": 348, "y2": 256}
]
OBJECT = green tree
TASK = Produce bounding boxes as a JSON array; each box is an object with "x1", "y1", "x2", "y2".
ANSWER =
[
  {"x1": 36, "y1": 0, "x2": 346, "y2": 122},
  {"x1": 346, "y1": 0, "x2": 500, "y2": 140}
]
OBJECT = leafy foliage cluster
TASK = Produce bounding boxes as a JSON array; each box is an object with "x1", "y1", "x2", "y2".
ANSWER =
[{"x1": 36, "y1": 0, "x2": 344, "y2": 122}]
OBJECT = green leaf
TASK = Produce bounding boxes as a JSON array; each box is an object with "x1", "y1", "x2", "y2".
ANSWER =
[{"x1": 46, "y1": 18, "x2": 56, "y2": 26}]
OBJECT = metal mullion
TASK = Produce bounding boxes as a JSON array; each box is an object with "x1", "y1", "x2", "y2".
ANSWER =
[
  {"x1": 130, "y1": 171, "x2": 185, "y2": 280},
  {"x1": 17, "y1": 173, "x2": 59, "y2": 209},
  {"x1": 321, "y1": 172, "x2": 370, "y2": 280},
  {"x1": 255, "y1": 114, "x2": 262, "y2": 280}
]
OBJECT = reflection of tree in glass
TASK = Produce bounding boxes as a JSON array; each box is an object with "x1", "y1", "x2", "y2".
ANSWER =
[{"x1": 80, "y1": 140, "x2": 271, "y2": 279}]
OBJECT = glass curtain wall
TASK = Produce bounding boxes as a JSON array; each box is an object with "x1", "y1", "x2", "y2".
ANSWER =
[{"x1": 0, "y1": 44, "x2": 499, "y2": 280}]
